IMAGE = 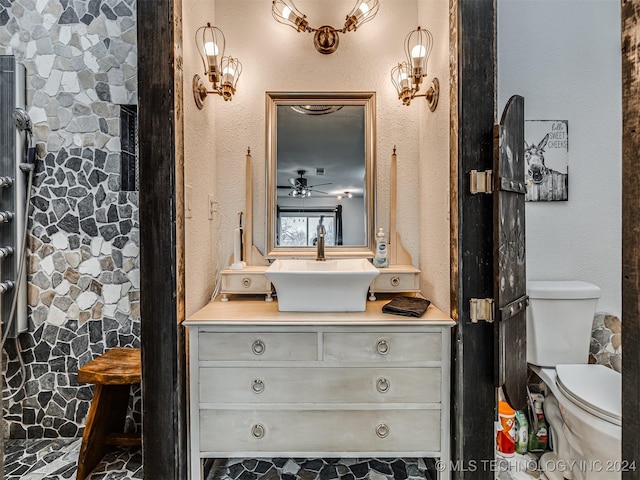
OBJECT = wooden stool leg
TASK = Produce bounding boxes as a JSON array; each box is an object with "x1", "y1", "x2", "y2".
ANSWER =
[{"x1": 76, "y1": 384, "x2": 131, "y2": 480}]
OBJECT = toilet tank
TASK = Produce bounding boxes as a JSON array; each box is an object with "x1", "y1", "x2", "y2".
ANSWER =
[{"x1": 527, "y1": 280, "x2": 601, "y2": 367}]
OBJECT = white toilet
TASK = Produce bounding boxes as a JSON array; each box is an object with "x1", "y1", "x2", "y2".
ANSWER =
[{"x1": 527, "y1": 280, "x2": 621, "y2": 480}]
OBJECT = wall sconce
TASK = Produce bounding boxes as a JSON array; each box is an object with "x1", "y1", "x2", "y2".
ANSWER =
[
  {"x1": 272, "y1": 0, "x2": 379, "y2": 55},
  {"x1": 390, "y1": 27, "x2": 439, "y2": 111},
  {"x1": 193, "y1": 23, "x2": 243, "y2": 109},
  {"x1": 337, "y1": 192, "x2": 353, "y2": 200}
]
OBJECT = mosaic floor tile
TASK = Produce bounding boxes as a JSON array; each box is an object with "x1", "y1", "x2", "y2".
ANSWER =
[
  {"x1": 4, "y1": 438, "x2": 141, "y2": 480},
  {"x1": 5, "y1": 440, "x2": 440, "y2": 480},
  {"x1": 4, "y1": 439, "x2": 547, "y2": 480},
  {"x1": 204, "y1": 458, "x2": 434, "y2": 480}
]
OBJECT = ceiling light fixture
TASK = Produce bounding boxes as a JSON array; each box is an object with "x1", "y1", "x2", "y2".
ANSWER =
[
  {"x1": 193, "y1": 23, "x2": 243, "y2": 109},
  {"x1": 272, "y1": 0, "x2": 379, "y2": 55},
  {"x1": 278, "y1": 170, "x2": 332, "y2": 198},
  {"x1": 290, "y1": 105, "x2": 344, "y2": 115},
  {"x1": 390, "y1": 27, "x2": 439, "y2": 111}
]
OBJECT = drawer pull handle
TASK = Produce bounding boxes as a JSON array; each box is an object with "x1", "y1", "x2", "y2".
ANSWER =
[
  {"x1": 390, "y1": 276, "x2": 401, "y2": 287},
  {"x1": 242, "y1": 277, "x2": 252, "y2": 288},
  {"x1": 376, "y1": 377, "x2": 390, "y2": 393},
  {"x1": 376, "y1": 339, "x2": 390, "y2": 355},
  {"x1": 251, "y1": 423, "x2": 265, "y2": 439},
  {"x1": 252, "y1": 339, "x2": 266, "y2": 355},
  {"x1": 376, "y1": 423, "x2": 390, "y2": 438},
  {"x1": 251, "y1": 379, "x2": 265, "y2": 394}
]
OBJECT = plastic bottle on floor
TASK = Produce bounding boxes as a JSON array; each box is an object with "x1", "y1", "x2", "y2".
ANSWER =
[
  {"x1": 497, "y1": 401, "x2": 517, "y2": 456},
  {"x1": 527, "y1": 393, "x2": 548, "y2": 452}
]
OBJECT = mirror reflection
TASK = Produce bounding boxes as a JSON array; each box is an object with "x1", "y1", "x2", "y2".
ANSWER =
[{"x1": 266, "y1": 92, "x2": 375, "y2": 257}]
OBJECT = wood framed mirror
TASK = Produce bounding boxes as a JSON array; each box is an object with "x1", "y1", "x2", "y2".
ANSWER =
[{"x1": 266, "y1": 92, "x2": 376, "y2": 258}]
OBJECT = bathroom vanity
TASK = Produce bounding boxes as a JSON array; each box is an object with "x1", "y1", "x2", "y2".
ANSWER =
[{"x1": 185, "y1": 296, "x2": 454, "y2": 480}]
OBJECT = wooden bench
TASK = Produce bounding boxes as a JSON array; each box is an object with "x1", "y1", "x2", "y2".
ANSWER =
[{"x1": 76, "y1": 347, "x2": 141, "y2": 480}]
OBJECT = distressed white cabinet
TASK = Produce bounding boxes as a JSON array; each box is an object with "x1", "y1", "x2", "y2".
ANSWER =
[{"x1": 185, "y1": 297, "x2": 454, "y2": 480}]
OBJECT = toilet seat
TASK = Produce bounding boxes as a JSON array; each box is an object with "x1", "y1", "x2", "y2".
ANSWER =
[{"x1": 555, "y1": 364, "x2": 621, "y2": 426}]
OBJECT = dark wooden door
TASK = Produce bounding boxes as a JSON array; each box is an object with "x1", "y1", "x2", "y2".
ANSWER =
[{"x1": 494, "y1": 95, "x2": 528, "y2": 410}]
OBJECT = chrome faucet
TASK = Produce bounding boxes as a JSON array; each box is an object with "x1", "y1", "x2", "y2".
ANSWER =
[{"x1": 316, "y1": 216, "x2": 326, "y2": 261}]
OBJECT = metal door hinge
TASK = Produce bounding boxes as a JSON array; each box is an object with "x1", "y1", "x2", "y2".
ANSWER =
[
  {"x1": 470, "y1": 298, "x2": 494, "y2": 323},
  {"x1": 470, "y1": 170, "x2": 493, "y2": 194}
]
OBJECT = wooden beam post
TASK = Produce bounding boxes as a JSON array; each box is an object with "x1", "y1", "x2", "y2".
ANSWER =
[
  {"x1": 451, "y1": 0, "x2": 497, "y2": 478},
  {"x1": 137, "y1": 0, "x2": 187, "y2": 478},
  {"x1": 621, "y1": 1, "x2": 640, "y2": 477}
]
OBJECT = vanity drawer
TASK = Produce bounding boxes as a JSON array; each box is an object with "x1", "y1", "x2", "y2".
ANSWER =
[
  {"x1": 323, "y1": 332, "x2": 441, "y2": 363},
  {"x1": 199, "y1": 409, "x2": 440, "y2": 454},
  {"x1": 220, "y1": 269, "x2": 272, "y2": 294},
  {"x1": 370, "y1": 270, "x2": 420, "y2": 292},
  {"x1": 198, "y1": 332, "x2": 318, "y2": 361},
  {"x1": 199, "y1": 367, "x2": 441, "y2": 404}
]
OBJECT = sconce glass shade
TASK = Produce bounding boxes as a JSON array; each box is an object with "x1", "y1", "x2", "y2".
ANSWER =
[
  {"x1": 390, "y1": 26, "x2": 439, "y2": 110},
  {"x1": 404, "y1": 26, "x2": 433, "y2": 84},
  {"x1": 219, "y1": 56, "x2": 243, "y2": 101},
  {"x1": 193, "y1": 23, "x2": 242, "y2": 107},
  {"x1": 272, "y1": 0, "x2": 308, "y2": 32},
  {"x1": 391, "y1": 62, "x2": 413, "y2": 106},
  {"x1": 195, "y1": 23, "x2": 226, "y2": 84},
  {"x1": 345, "y1": 0, "x2": 380, "y2": 31}
]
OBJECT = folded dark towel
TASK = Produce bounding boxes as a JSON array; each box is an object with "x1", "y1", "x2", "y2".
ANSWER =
[{"x1": 382, "y1": 296, "x2": 431, "y2": 318}]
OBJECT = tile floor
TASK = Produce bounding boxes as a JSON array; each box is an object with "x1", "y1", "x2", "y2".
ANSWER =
[
  {"x1": 4, "y1": 438, "x2": 142, "y2": 480},
  {"x1": 5, "y1": 438, "x2": 550, "y2": 480},
  {"x1": 204, "y1": 458, "x2": 434, "y2": 480},
  {"x1": 4, "y1": 439, "x2": 436, "y2": 480}
]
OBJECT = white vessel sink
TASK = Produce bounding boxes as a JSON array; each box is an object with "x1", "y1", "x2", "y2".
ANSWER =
[{"x1": 265, "y1": 258, "x2": 380, "y2": 312}]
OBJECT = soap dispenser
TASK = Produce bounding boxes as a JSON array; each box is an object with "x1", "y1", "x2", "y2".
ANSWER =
[{"x1": 373, "y1": 227, "x2": 389, "y2": 268}]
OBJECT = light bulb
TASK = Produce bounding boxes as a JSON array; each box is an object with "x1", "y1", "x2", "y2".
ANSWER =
[
  {"x1": 204, "y1": 42, "x2": 218, "y2": 56},
  {"x1": 347, "y1": 192, "x2": 353, "y2": 198},
  {"x1": 204, "y1": 41, "x2": 219, "y2": 67},
  {"x1": 222, "y1": 65, "x2": 236, "y2": 84},
  {"x1": 397, "y1": 70, "x2": 409, "y2": 89},
  {"x1": 282, "y1": 5, "x2": 296, "y2": 22},
  {"x1": 359, "y1": 3, "x2": 370, "y2": 17},
  {"x1": 411, "y1": 44, "x2": 426, "y2": 61}
]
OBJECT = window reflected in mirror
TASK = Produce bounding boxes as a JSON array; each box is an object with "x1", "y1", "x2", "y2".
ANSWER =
[{"x1": 277, "y1": 206, "x2": 342, "y2": 247}]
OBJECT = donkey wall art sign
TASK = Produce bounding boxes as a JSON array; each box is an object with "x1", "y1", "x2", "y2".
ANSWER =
[{"x1": 524, "y1": 120, "x2": 569, "y2": 201}]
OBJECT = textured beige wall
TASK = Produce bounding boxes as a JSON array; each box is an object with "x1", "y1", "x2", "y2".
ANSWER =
[
  {"x1": 417, "y1": 0, "x2": 451, "y2": 312},
  {"x1": 183, "y1": 1, "x2": 219, "y2": 316},
  {"x1": 184, "y1": 0, "x2": 451, "y2": 315}
]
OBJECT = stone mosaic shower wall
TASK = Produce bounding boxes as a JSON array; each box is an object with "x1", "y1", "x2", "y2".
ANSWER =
[
  {"x1": 0, "y1": 0, "x2": 139, "y2": 438},
  {"x1": 590, "y1": 313, "x2": 622, "y2": 373}
]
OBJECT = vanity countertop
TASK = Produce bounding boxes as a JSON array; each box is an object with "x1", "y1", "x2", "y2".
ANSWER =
[{"x1": 185, "y1": 295, "x2": 455, "y2": 327}]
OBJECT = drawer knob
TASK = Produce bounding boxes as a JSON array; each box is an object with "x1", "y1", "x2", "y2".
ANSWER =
[
  {"x1": 390, "y1": 276, "x2": 401, "y2": 287},
  {"x1": 251, "y1": 423, "x2": 266, "y2": 439},
  {"x1": 251, "y1": 379, "x2": 265, "y2": 394},
  {"x1": 252, "y1": 339, "x2": 266, "y2": 355},
  {"x1": 375, "y1": 339, "x2": 390, "y2": 355},
  {"x1": 376, "y1": 423, "x2": 390, "y2": 438},
  {"x1": 376, "y1": 377, "x2": 390, "y2": 393},
  {"x1": 242, "y1": 277, "x2": 252, "y2": 288}
]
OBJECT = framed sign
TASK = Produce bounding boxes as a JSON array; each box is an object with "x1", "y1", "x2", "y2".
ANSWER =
[{"x1": 524, "y1": 120, "x2": 568, "y2": 201}]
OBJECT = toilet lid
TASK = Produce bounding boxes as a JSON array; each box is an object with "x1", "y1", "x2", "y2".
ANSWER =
[{"x1": 555, "y1": 364, "x2": 621, "y2": 426}]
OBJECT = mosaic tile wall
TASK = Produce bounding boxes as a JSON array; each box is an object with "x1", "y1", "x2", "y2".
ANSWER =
[
  {"x1": 590, "y1": 312, "x2": 622, "y2": 373},
  {"x1": 0, "y1": 0, "x2": 139, "y2": 439}
]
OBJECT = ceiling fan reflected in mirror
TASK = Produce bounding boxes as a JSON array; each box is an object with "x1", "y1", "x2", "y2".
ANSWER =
[{"x1": 278, "y1": 170, "x2": 332, "y2": 197}]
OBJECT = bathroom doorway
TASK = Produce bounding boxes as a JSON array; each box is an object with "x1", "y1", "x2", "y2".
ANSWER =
[{"x1": 134, "y1": 2, "x2": 639, "y2": 480}]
